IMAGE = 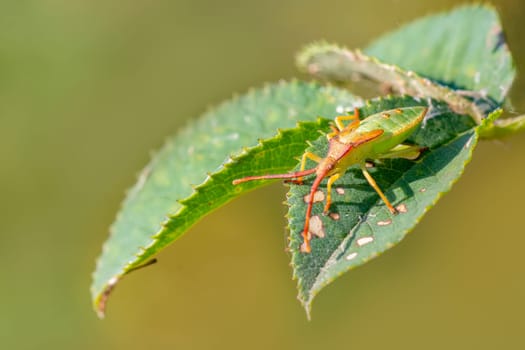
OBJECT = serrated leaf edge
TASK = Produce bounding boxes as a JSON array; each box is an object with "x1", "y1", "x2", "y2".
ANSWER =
[
  {"x1": 92, "y1": 115, "x2": 333, "y2": 317},
  {"x1": 297, "y1": 42, "x2": 485, "y2": 124},
  {"x1": 287, "y1": 129, "x2": 479, "y2": 318}
]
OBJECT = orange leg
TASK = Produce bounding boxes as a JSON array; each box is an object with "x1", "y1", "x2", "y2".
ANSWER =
[
  {"x1": 300, "y1": 172, "x2": 326, "y2": 253},
  {"x1": 326, "y1": 125, "x2": 340, "y2": 139},
  {"x1": 300, "y1": 152, "x2": 322, "y2": 171},
  {"x1": 327, "y1": 108, "x2": 361, "y2": 139},
  {"x1": 360, "y1": 164, "x2": 397, "y2": 214},
  {"x1": 300, "y1": 219, "x2": 312, "y2": 253},
  {"x1": 334, "y1": 107, "x2": 360, "y2": 131}
]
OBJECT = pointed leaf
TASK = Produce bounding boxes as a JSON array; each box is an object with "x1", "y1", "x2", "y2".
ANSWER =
[
  {"x1": 365, "y1": 4, "x2": 515, "y2": 103},
  {"x1": 478, "y1": 112, "x2": 525, "y2": 139},
  {"x1": 286, "y1": 96, "x2": 477, "y2": 316},
  {"x1": 297, "y1": 44, "x2": 485, "y2": 123},
  {"x1": 91, "y1": 81, "x2": 360, "y2": 317}
]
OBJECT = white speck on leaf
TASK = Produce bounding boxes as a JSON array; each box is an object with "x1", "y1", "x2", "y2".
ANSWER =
[
  {"x1": 465, "y1": 136, "x2": 473, "y2": 149},
  {"x1": 345, "y1": 252, "x2": 358, "y2": 261},
  {"x1": 356, "y1": 236, "x2": 374, "y2": 246},
  {"x1": 377, "y1": 219, "x2": 392, "y2": 226}
]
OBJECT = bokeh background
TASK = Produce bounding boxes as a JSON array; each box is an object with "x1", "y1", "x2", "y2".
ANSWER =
[{"x1": 2, "y1": 0, "x2": 525, "y2": 349}]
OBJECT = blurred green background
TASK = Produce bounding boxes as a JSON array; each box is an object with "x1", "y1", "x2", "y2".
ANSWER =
[{"x1": 2, "y1": 0, "x2": 525, "y2": 349}]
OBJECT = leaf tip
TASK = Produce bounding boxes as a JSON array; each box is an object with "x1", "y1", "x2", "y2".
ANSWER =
[
  {"x1": 304, "y1": 302, "x2": 313, "y2": 321},
  {"x1": 297, "y1": 293, "x2": 314, "y2": 320},
  {"x1": 93, "y1": 275, "x2": 120, "y2": 319},
  {"x1": 295, "y1": 41, "x2": 343, "y2": 73}
]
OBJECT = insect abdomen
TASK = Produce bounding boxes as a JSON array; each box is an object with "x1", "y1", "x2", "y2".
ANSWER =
[{"x1": 358, "y1": 107, "x2": 427, "y2": 156}]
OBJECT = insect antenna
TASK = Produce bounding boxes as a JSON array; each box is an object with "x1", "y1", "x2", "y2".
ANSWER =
[{"x1": 232, "y1": 168, "x2": 316, "y2": 185}]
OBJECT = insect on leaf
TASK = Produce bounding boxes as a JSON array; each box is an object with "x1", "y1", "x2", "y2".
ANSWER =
[
  {"x1": 286, "y1": 96, "x2": 478, "y2": 317},
  {"x1": 297, "y1": 45, "x2": 485, "y2": 123},
  {"x1": 297, "y1": 5, "x2": 515, "y2": 120},
  {"x1": 91, "y1": 81, "x2": 360, "y2": 317}
]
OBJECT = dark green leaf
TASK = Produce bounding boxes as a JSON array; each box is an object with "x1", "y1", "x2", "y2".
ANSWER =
[{"x1": 286, "y1": 96, "x2": 478, "y2": 316}]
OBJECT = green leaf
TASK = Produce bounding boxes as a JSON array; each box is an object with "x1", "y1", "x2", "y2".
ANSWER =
[
  {"x1": 478, "y1": 112, "x2": 525, "y2": 139},
  {"x1": 285, "y1": 96, "x2": 478, "y2": 317},
  {"x1": 365, "y1": 4, "x2": 515, "y2": 103},
  {"x1": 296, "y1": 45, "x2": 485, "y2": 123},
  {"x1": 91, "y1": 81, "x2": 360, "y2": 317}
]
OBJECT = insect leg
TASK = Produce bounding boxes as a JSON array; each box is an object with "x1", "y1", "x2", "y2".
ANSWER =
[
  {"x1": 334, "y1": 107, "x2": 360, "y2": 131},
  {"x1": 377, "y1": 144, "x2": 426, "y2": 160},
  {"x1": 323, "y1": 173, "x2": 341, "y2": 214},
  {"x1": 300, "y1": 152, "x2": 322, "y2": 170},
  {"x1": 326, "y1": 125, "x2": 340, "y2": 139},
  {"x1": 289, "y1": 151, "x2": 321, "y2": 185},
  {"x1": 300, "y1": 174, "x2": 326, "y2": 253},
  {"x1": 360, "y1": 164, "x2": 397, "y2": 214},
  {"x1": 327, "y1": 108, "x2": 361, "y2": 139}
]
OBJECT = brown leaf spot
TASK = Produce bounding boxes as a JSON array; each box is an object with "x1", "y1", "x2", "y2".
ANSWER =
[
  {"x1": 336, "y1": 187, "x2": 345, "y2": 195},
  {"x1": 396, "y1": 204, "x2": 408, "y2": 213},
  {"x1": 303, "y1": 190, "x2": 325, "y2": 204},
  {"x1": 419, "y1": 188, "x2": 427, "y2": 193},
  {"x1": 96, "y1": 276, "x2": 120, "y2": 319},
  {"x1": 329, "y1": 213, "x2": 340, "y2": 220},
  {"x1": 309, "y1": 215, "x2": 325, "y2": 238}
]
